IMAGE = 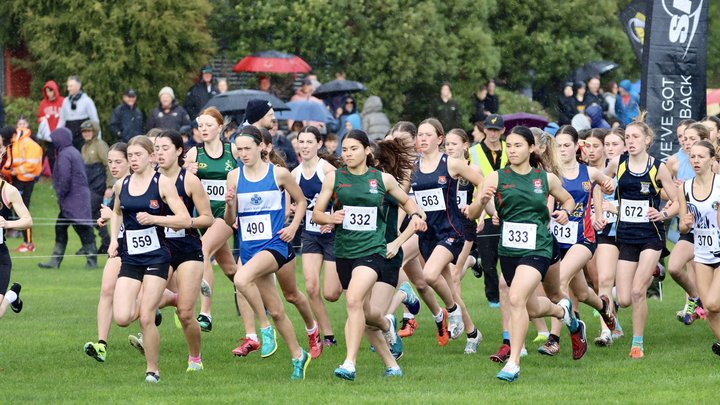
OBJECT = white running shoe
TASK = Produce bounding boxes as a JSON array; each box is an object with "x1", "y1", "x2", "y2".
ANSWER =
[
  {"x1": 200, "y1": 279, "x2": 212, "y2": 297},
  {"x1": 447, "y1": 307, "x2": 465, "y2": 339},
  {"x1": 464, "y1": 332, "x2": 483, "y2": 354},
  {"x1": 129, "y1": 333, "x2": 145, "y2": 355},
  {"x1": 382, "y1": 314, "x2": 398, "y2": 346}
]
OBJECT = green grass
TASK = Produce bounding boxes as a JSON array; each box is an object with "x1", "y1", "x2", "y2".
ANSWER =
[{"x1": 2, "y1": 179, "x2": 719, "y2": 403}]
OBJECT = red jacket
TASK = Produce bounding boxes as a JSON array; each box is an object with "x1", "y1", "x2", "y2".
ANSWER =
[{"x1": 37, "y1": 80, "x2": 64, "y2": 131}]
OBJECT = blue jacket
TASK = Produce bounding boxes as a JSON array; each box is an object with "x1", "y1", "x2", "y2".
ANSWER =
[
  {"x1": 109, "y1": 103, "x2": 144, "y2": 143},
  {"x1": 586, "y1": 104, "x2": 610, "y2": 129},
  {"x1": 51, "y1": 127, "x2": 92, "y2": 220},
  {"x1": 615, "y1": 80, "x2": 640, "y2": 126}
]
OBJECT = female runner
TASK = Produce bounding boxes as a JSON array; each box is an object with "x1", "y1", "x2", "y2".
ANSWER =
[
  {"x1": 678, "y1": 140, "x2": 720, "y2": 356},
  {"x1": 313, "y1": 130, "x2": 426, "y2": 381},
  {"x1": 83, "y1": 142, "x2": 130, "y2": 362},
  {"x1": 412, "y1": 119, "x2": 482, "y2": 342},
  {"x1": 292, "y1": 126, "x2": 342, "y2": 347},
  {"x1": 110, "y1": 135, "x2": 191, "y2": 383},
  {"x1": 184, "y1": 107, "x2": 238, "y2": 332},
  {"x1": 467, "y1": 126, "x2": 580, "y2": 382},
  {"x1": 603, "y1": 115, "x2": 677, "y2": 359},
  {"x1": 154, "y1": 129, "x2": 214, "y2": 370},
  {"x1": 224, "y1": 127, "x2": 311, "y2": 380}
]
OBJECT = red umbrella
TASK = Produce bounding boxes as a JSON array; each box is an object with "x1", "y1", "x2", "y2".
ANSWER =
[
  {"x1": 232, "y1": 51, "x2": 311, "y2": 74},
  {"x1": 707, "y1": 88, "x2": 720, "y2": 105}
]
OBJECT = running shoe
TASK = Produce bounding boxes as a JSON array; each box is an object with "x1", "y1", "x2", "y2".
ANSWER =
[
  {"x1": 558, "y1": 298, "x2": 578, "y2": 332},
  {"x1": 308, "y1": 328, "x2": 323, "y2": 359},
  {"x1": 84, "y1": 342, "x2": 107, "y2": 362},
  {"x1": 612, "y1": 327, "x2": 625, "y2": 341},
  {"x1": 653, "y1": 263, "x2": 666, "y2": 281},
  {"x1": 447, "y1": 307, "x2": 464, "y2": 339},
  {"x1": 538, "y1": 340, "x2": 559, "y2": 356},
  {"x1": 155, "y1": 309, "x2": 162, "y2": 327},
  {"x1": 15, "y1": 242, "x2": 35, "y2": 253},
  {"x1": 200, "y1": 279, "x2": 212, "y2": 297},
  {"x1": 334, "y1": 365, "x2": 356, "y2": 381},
  {"x1": 391, "y1": 337, "x2": 403, "y2": 360},
  {"x1": 128, "y1": 333, "x2": 145, "y2": 355},
  {"x1": 186, "y1": 360, "x2": 204, "y2": 372},
  {"x1": 260, "y1": 326, "x2": 278, "y2": 358},
  {"x1": 290, "y1": 349, "x2": 311, "y2": 381},
  {"x1": 471, "y1": 257, "x2": 483, "y2": 278},
  {"x1": 145, "y1": 371, "x2": 160, "y2": 383},
  {"x1": 680, "y1": 298, "x2": 700, "y2": 325},
  {"x1": 9, "y1": 283, "x2": 23, "y2": 313},
  {"x1": 383, "y1": 367, "x2": 403, "y2": 377},
  {"x1": 533, "y1": 333, "x2": 548, "y2": 344},
  {"x1": 489, "y1": 343, "x2": 511, "y2": 363},
  {"x1": 496, "y1": 363, "x2": 520, "y2": 382},
  {"x1": 594, "y1": 330, "x2": 613, "y2": 347},
  {"x1": 232, "y1": 337, "x2": 260, "y2": 356},
  {"x1": 399, "y1": 282, "x2": 420, "y2": 315},
  {"x1": 696, "y1": 305, "x2": 707, "y2": 320},
  {"x1": 382, "y1": 315, "x2": 399, "y2": 347},
  {"x1": 197, "y1": 314, "x2": 212, "y2": 332},
  {"x1": 398, "y1": 318, "x2": 418, "y2": 338},
  {"x1": 323, "y1": 337, "x2": 338, "y2": 347},
  {"x1": 629, "y1": 346, "x2": 644, "y2": 359},
  {"x1": 488, "y1": 301, "x2": 500, "y2": 309},
  {"x1": 520, "y1": 346, "x2": 528, "y2": 357},
  {"x1": 464, "y1": 332, "x2": 482, "y2": 354},
  {"x1": 712, "y1": 342, "x2": 720, "y2": 357},
  {"x1": 570, "y1": 320, "x2": 587, "y2": 360},
  {"x1": 599, "y1": 294, "x2": 617, "y2": 330},
  {"x1": 436, "y1": 309, "x2": 449, "y2": 346}
]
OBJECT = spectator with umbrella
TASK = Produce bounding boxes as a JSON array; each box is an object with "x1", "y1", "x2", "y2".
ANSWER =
[
  {"x1": 585, "y1": 77, "x2": 608, "y2": 113},
  {"x1": 185, "y1": 66, "x2": 219, "y2": 121},
  {"x1": 334, "y1": 96, "x2": 362, "y2": 155},
  {"x1": 289, "y1": 78, "x2": 326, "y2": 131},
  {"x1": 574, "y1": 82, "x2": 587, "y2": 114}
]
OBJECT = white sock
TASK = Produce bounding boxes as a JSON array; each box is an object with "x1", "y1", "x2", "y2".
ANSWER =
[
  {"x1": 403, "y1": 312, "x2": 414, "y2": 320},
  {"x1": 200, "y1": 312, "x2": 212, "y2": 322},
  {"x1": 538, "y1": 331, "x2": 550, "y2": 338},
  {"x1": 433, "y1": 310, "x2": 444, "y2": 323},
  {"x1": 4, "y1": 291, "x2": 17, "y2": 303},
  {"x1": 306, "y1": 322, "x2": 318, "y2": 335},
  {"x1": 247, "y1": 333, "x2": 258, "y2": 342},
  {"x1": 341, "y1": 360, "x2": 356, "y2": 372}
]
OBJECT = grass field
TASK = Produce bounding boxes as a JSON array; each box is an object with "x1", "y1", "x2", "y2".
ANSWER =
[{"x1": 1, "y1": 179, "x2": 719, "y2": 403}]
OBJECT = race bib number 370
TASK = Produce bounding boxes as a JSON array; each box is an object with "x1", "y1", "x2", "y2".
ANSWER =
[{"x1": 501, "y1": 222, "x2": 537, "y2": 250}]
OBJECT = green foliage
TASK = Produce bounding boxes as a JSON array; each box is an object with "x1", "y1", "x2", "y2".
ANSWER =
[
  {"x1": 708, "y1": 3, "x2": 720, "y2": 88},
  {"x1": 490, "y1": 0, "x2": 638, "y2": 94},
  {"x1": 225, "y1": 0, "x2": 500, "y2": 123},
  {"x1": 495, "y1": 88, "x2": 550, "y2": 117},
  {"x1": 0, "y1": 0, "x2": 216, "y2": 139},
  {"x1": 1, "y1": 97, "x2": 40, "y2": 130}
]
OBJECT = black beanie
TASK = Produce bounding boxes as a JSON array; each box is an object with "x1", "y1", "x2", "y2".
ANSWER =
[
  {"x1": 0, "y1": 126, "x2": 16, "y2": 145},
  {"x1": 244, "y1": 99, "x2": 273, "y2": 124}
]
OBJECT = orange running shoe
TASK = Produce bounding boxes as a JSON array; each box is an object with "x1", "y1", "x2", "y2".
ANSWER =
[
  {"x1": 436, "y1": 309, "x2": 449, "y2": 346},
  {"x1": 232, "y1": 337, "x2": 260, "y2": 356},
  {"x1": 398, "y1": 318, "x2": 418, "y2": 338},
  {"x1": 629, "y1": 346, "x2": 644, "y2": 359},
  {"x1": 308, "y1": 328, "x2": 322, "y2": 359}
]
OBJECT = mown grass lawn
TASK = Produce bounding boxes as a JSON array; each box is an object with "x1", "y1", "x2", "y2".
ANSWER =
[{"x1": 1, "y1": 179, "x2": 718, "y2": 403}]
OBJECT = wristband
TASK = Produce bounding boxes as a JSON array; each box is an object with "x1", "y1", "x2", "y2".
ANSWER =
[
  {"x1": 661, "y1": 210, "x2": 669, "y2": 219},
  {"x1": 409, "y1": 212, "x2": 422, "y2": 220},
  {"x1": 562, "y1": 208, "x2": 571, "y2": 217}
]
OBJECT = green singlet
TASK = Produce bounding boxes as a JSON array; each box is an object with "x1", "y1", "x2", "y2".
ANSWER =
[
  {"x1": 333, "y1": 166, "x2": 387, "y2": 259},
  {"x1": 494, "y1": 167, "x2": 552, "y2": 258},
  {"x1": 196, "y1": 142, "x2": 237, "y2": 218}
]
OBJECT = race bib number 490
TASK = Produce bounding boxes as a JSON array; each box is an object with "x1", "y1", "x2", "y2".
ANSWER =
[
  {"x1": 414, "y1": 188, "x2": 446, "y2": 212},
  {"x1": 501, "y1": 222, "x2": 537, "y2": 250},
  {"x1": 620, "y1": 200, "x2": 649, "y2": 223},
  {"x1": 201, "y1": 179, "x2": 226, "y2": 202},
  {"x1": 343, "y1": 206, "x2": 377, "y2": 231},
  {"x1": 126, "y1": 227, "x2": 161, "y2": 255},
  {"x1": 240, "y1": 214, "x2": 272, "y2": 241}
]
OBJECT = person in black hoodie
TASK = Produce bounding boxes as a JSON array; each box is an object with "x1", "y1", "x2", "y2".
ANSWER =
[
  {"x1": 109, "y1": 89, "x2": 144, "y2": 142},
  {"x1": 146, "y1": 87, "x2": 191, "y2": 131},
  {"x1": 558, "y1": 82, "x2": 577, "y2": 126},
  {"x1": 185, "y1": 66, "x2": 219, "y2": 121}
]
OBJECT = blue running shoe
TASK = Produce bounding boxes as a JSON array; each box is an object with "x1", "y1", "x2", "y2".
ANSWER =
[
  {"x1": 260, "y1": 326, "x2": 278, "y2": 358},
  {"x1": 291, "y1": 349, "x2": 311, "y2": 381},
  {"x1": 496, "y1": 366, "x2": 520, "y2": 382},
  {"x1": 334, "y1": 365, "x2": 356, "y2": 381},
  {"x1": 383, "y1": 367, "x2": 403, "y2": 377},
  {"x1": 558, "y1": 298, "x2": 578, "y2": 332},
  {"x1": 399, "y1": 282, "x2": 420, "y2": 315},
  {"x1": 391, "y1": 335, "x2": 403, "y2": 360}
]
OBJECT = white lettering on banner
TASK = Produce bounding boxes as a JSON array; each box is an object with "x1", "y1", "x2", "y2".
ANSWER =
[{"x1": 662, "y1": 0, "x2": 704, "y2": 57}]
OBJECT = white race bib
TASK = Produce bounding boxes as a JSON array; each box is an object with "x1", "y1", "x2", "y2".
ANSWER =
[
  {"x1": 604, "y1": 201, "x2": 619, "y2": 224},
  {"x1": 202, "y1": 179, "x2": 226, "y2": 202},
  {"x1": 0, "y1": 229, "x2": 4, "y2": 244},
  {"x1": 343, "y1": 206, "x2": 377, "y2": 231},
  {"x1": 118, "y1": 223, "x2": 125, "y2": 239},
  {"x1": 695, "y1": 228, "x2": 719, "y2": 253},
  {"x1": 239, "y1": 214, "x2": 272, "y2": 241},
  {"x1": 502, "y1": 222, "x2": 537, "y2": 250},
  {"x1": 126, "y1": 227, "x2": 161, "y2": 255},
  {"x1": 457, "y1": 190, "x2": 468, "y2": 209},
  {"x1": 414, "y1": 188, "x2": 446, "y2": 212},
  {"x1": 305, "y1": 211, "x2": 322, "y2": 232},
  {"x1": 550, "y1": 220, "x2": 579, "y2": 245},
  {"x1": 164, "y1": 227, "x2": 186, "y2": 238},
  {"x1": 620, "y1": 199, "x2": 649, "y2": 223}
]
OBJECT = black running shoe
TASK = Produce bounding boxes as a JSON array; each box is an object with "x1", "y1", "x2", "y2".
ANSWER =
[{"x1": 9, "y1": 283, "x2": 23, "y2": 313}]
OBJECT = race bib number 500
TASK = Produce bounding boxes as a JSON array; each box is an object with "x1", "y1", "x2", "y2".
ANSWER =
[
  {"x1": 201, "y1": 179, "x2": 226, "y2": 202},
  {"x1": 502, "y1": 222, "x2": 537, "y2": 250}
]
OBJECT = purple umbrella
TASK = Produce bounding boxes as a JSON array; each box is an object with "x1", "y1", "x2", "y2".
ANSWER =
[{"x1": 502, "y1": 113, "x2": 549, "y2": 134}]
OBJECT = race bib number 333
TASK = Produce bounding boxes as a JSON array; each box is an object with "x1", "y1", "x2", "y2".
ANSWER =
[{"x1": 501, "y1": 222, "x2": 537, "y2": 250}]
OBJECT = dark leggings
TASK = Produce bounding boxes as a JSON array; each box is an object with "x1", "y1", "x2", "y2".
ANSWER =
[
  {"x1": 477, "y1": 218, "x2": 500, "y2": 302},
  {"x1": 0, "y1": 246, "x2": 11, "y2": 295},
  {"x1": 12, "y1": 178, "x2": 35, "y2": 244},
  {"x1": 55, "y1": 212, "x2": 95, "y2": 249}
]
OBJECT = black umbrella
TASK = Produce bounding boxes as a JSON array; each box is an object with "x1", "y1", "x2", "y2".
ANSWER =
[
  {"x1": 568, "y1": 60, "x2": 619, "y2": 83},
  {"x1": 203, "y1": 89, "x2": 289, "y2": 116},
  {"x1": 312, "y1": 79, "x2": 367, "y2": 99}
]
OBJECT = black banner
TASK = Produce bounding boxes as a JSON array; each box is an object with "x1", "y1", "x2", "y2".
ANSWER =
[
  {"x1": 641, "y1": 0, "x2": 708, "y2": 162},
  {"x1": 619, "y1": 0, "x2": 650, "y2": 62}
]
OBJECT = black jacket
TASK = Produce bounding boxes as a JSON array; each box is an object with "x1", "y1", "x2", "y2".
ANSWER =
[
  {"x1": 109, "y1": 103, "x2": 144, "y2": 143},
  {"x1": 146, "y1": 102, "x2": 191, "y2": 131},
  {"x1": 584, "y1": 92, "x2": 607, "y2": 112},
  {"x1": 430, "y1": 98, "x2": 463, "y2": 131},
  {"x1": 185, "y1": 81, "x2": 219, "y2": 120},
  {"x1": 558, "y1": 96, "x2": 577, "y2": 126}
]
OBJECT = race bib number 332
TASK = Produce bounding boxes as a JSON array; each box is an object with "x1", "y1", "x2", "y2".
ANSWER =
[{"x1": 343, "y1": 206, "x2": 377, "y2": 231}]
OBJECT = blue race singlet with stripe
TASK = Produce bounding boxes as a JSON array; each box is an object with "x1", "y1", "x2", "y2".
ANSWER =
[
  {"x1": 119, "y1": 172, "x2": 170, "y2": 265},
  {"x1": 296, "y1": 158, "x2": 331, "y2": 236},
  {"x1": 164, "y1": 168, "x2": 202, "y2": 253},
  {"x1": 553, "y1": 164, "x2": 595, "y2": 248},
  {"x1": 411, "y1": 154, "x2": 464, "y2": 243},
  {"x1": 236, "y1": 164, "x2": 288, "y2": 264}
]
